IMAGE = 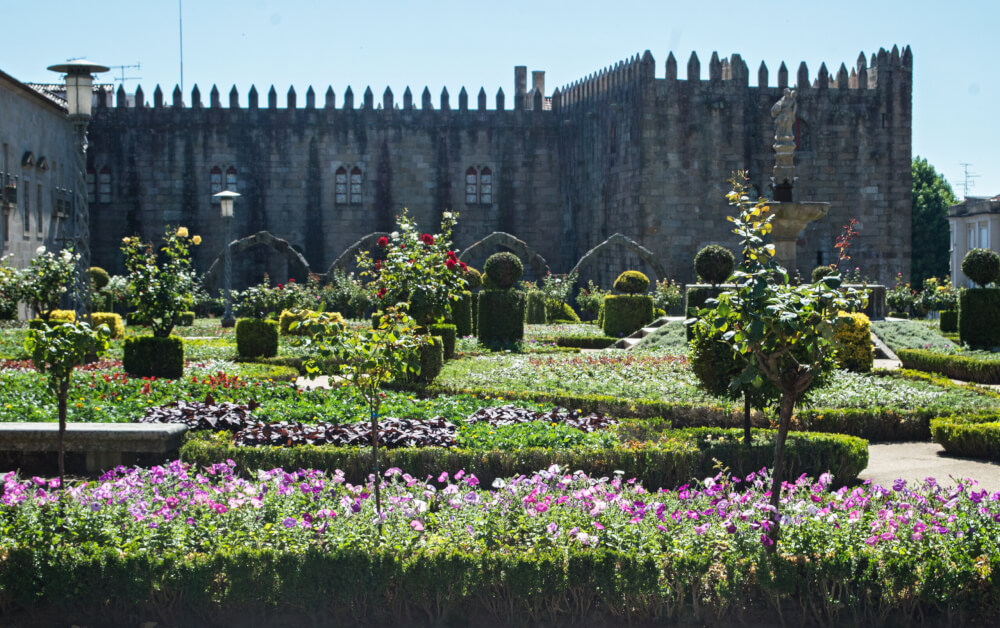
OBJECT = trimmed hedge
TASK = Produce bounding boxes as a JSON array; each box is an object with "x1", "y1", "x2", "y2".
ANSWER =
[
  {"x1": 429, "y1": 324, "x2": 457, "y2": 360},
  {"x1": 399, "y1": 335, "x2": 444, "y2": 385},
  {"x1": 279, "y1": 309, "x2": 343, "y2": 336},
  {"x1": 91, "y1": 312, "x2": 124, "y2": 339},
  {"x1": 897, "y1": 348, "x2": 1000, "y2": 384},
  {"x1": 525, "y1": 290, "x2": 548, "y2": 324},
  {"x1": 833, "y1": 311, "x2": 873, "y2": 372},
  {"x1": 178, "y1": 311, "x2": 196, "y2": 326},
  {"x1": 483, "y1": 252, "x2": 523, "y2": 289},
  {"x1": 182, "y1": 424, "x2": 867, "y2": 488},
  {"x1": 549, "y1": 302, "x2": 581, "y2": 323},
  {"x1": 940, "y1": 309, "x2": 958, "y2": 333},
  {"x1": 613, "y1": 270, "x2": 649, "y2": 294},
  {"x1": 959, "y1": 288, "x2": 1000, "y2": 349},
  {"x1": 123, "y1": 335, "x2": 184, "y2": 379},
  {"x1": 931, "y1": 413, "x2": 1000, "y2": 461},
  {"x1": 552, "y1": 335, "x2": 617, "y2": 349},
  {"x1": 236, "y1": 318, "x2": 279, "y2": 359},
  {"x1": 451, "y1": 290, "x2": 474, "y2": 337},
  {"x1": 477, "y1": 289, "x2": 525, "y2": 347},
  {"x1": 601, "y1": 294, "x2": 653, "y2": 337}
]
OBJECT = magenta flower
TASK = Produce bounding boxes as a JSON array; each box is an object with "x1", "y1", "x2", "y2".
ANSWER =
[{"x1": 410, "y1": 520, "x2": 424, "y2": 531}]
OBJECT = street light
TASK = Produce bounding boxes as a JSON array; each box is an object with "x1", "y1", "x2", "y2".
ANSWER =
[
  {"x1": 214, "y1": 190, "x2": 240, "y2": 327},
  {"x1": 47, "y1": 59, "x2": 109, "y2": 322}
]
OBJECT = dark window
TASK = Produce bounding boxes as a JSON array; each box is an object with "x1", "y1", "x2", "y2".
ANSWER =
[
  {"x1": 335, "y1": 166, "x2": 348, "y2": 204},
  {"x1": 210, "y1": 166, "x2": 222, "y2": 195},
  {"x1": 225, "y1": 166, "x2": 238, "y2": 192},
  {"x1": 98, "y1": 166, "x2": 111, "y2": 204}
]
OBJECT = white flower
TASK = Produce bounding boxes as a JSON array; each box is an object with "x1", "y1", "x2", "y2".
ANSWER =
[{"x1": 35, "y1": 246, "x2": 46, "y2": 256}]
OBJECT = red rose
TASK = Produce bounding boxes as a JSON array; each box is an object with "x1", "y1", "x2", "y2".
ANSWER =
[
  {"x1": 277, "y1": 283, "x2": 284, "y2": 290},
  {"x1": 377, "y1": 287, "x2": 387, "y2": 299},
  {"x1": 446, "y1": 259, "x2": 457, "y2": 270},
  {"x1": 377, "y1": 236, "x2": 389, "y2": 247},
  {"x1": 459, "y1": 261, "x2": 467, "y2": 270},
  {"x1": 422, "y1": 234, "x2": 435, "y2": 245},
  {"x1": 375, "y1": 259, "x2": 382, "y2": 270},
  {"x1": 288, "y1": 278, "x2": 295, "y2": 283},
  {"x1": 447, "y1": 250, "x2": 457, "y2": 260}
]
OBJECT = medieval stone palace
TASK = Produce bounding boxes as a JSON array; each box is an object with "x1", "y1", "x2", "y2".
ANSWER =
[{"x1": 2, "y1": 46, "x2": 911, "y2": 288}]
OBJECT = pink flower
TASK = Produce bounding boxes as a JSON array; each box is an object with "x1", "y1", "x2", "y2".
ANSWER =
[{"x1": 410, "y1": 520, "x2": 424, "y2": 531}]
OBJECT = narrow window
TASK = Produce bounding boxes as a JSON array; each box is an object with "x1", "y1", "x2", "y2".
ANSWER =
[
  {"x1": 479, "y1": 167, "x2": 492, "y2": 204},
  {"x1": 98, "y1": 167, "x2": 111, "y2": 204},
  {"x1": 225, "y1": 166, "x2": 238, "y2": 192},
  {"x1": 465, "y1": 167, "x2": 478, "y2": 204},
  {"x1": 36, "y1": 183, "x2": 43, "y2": 234},
  {"x1": 210, "y1": 166, "x2": 222, "y2": 195},
  {"x1": 350, "y1": 166, "x2": 362, "y2": 204},
  {"x1": 335, "y1": 166, "x2": 348, "y2": 204},
  {"x1": 23, "y1": 176, "x2": 30, "y2": 234},
  {"x1": 86, "y1": 167, "x2": 96, "y2": 203}
]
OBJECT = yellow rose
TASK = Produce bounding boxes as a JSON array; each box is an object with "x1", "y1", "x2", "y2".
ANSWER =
[
  {"x1": 192, "y1": 235, "x2": 202, "y2": 245},
  {"x1": 122, "y1": 237, "x2": 131, "y2": 244},
  {"x1": 176, "y1": 227, "x2": 189, "y2": 238}
]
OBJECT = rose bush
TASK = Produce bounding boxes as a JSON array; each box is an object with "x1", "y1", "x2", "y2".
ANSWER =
[{"x1": 122, "y1": 227, "x2": 200, "y2": 337}]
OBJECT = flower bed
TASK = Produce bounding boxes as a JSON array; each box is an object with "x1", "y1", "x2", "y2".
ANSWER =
[{"x1": 1, "y1": 462, "x2": 999, "y2": 626}]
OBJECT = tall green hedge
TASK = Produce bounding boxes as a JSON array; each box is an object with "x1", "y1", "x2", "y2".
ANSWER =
[
  {"x1": 400, "y1": 335, "x2": 444, "y2": 385},
  {"x1": 525, "y1": 291, "x2": 548, "y2": 324},
  {"x1": 897, "y1": 348, "x2": 1000, "y2": 384},
  {"x1": 429, "y1": 324, "x2": 456, "y2": 360},
  {"x1": 959, "y1": 288, "x2": 1000, "y2": 349},
  {"x1": 939, "y1": 309, "x2": 958, "y2": 333},
  {"x1": 601, "y1": 295, "x2": 653, "y2": 337},
  {"x1": 123, "y1": 335, "x2": 184, "y2": 379},
  {"x1": 477, "y1": 290, "x2": 525, "y2": 347},
  {"x1": 236, "y1": 318, "x2": 279, "y2": 359},
  {"x1": 451, "y1": 290, "x2": 474, "y2": 337}
]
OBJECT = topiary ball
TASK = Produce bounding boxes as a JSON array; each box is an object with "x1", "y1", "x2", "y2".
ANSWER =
[
  {"x1": 811, "y1": 265, "x2": 835, "y2": 283},
  {"x1": 88, "y1": 266, "x2": 111, "y2": 290},
  {"x1": 464, "y1": 266, "x2": 482, "y2": 290},
  {"x1": 613, "y1": 270, "x2": 650, "y2": 294},
  {"x1": 962, "y1": 248, "x2": 1000, "y2": 287},
  {"x1": 694, "y1": 245, "x2": 735, "y2": 286},
  {"x1": 484, "y1": 252, "x2": 523, "y2": 289}
]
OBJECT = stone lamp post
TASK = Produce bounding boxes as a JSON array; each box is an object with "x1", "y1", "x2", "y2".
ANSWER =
[
  {"x1": 47, "y1": 59, "x2": 109, "y2": 321},
  {"x1": 214, "y1": 190, "x2": 240, "y2": 327}
]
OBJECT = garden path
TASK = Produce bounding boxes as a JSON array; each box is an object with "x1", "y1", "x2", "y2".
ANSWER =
[{"x1": 859, "y1": 441, "x2": 1000, "y2": 492}]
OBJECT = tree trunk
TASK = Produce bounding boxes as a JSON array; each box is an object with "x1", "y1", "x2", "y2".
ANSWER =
[
  {"x1": 766, "y1": 391, "x2": 796, "y2": 552},
  {"x1": 370, "y1": 409, "x2": 383, "y2": 540},
  {"x1": 57, "y1": 379, "x2": 69, "y2": 487}
]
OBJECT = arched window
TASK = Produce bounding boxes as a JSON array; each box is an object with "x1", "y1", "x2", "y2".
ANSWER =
[
  {"x1": 98, "y1": 166, "x2": 112, "y2": 204},
  {"x1": 86, "y1": 167, "x2": 96, "y2": 204},
  {"x1": 350, "y1": 166, "x2": 362, "y2": 204},
  {"x1": 335, "y1": 166, "x2": 348, "y2": 204},
  {"x1": 479, "y1": 167, "x2": 492, "y2": 204},
  {"x1": 209, "y1": 166, "x2": 222, "y2": 195},
  {"x1": 465, "y1": 167, "x2": 478, "y2": 204},
  {"x1": 225, "y1": 166, "x2": 238, "y2": 192}
]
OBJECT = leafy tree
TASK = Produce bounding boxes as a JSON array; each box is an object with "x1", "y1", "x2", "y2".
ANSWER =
[
  {"x1": 122, "y1": 227, "x2": 200, "y2": 337},
  {"x1": 23, "y1": 247, "x2": 79, "y2": 321},
  {"x1": 912, "y1": 156, "x2": 957, "y2": 290},
  {"x1": 0, "y1": 254, "x2": 23, "y2": 319},
  {"x1": 25, "y1": 321, "x2": 110, "y2": 485},
  {"x1": 698, "y1": 173, "x2": 861, "y2": 550}
]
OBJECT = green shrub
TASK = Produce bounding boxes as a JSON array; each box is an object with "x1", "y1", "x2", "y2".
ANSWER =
[
  {"x1": 451, "y1": 291, "x2": 474, "y2": 337},
  {"x1": 653, "y1": 307, "x2": 666, "y2": 318},
  {"x1": 959, "y1": 288, "x2": 1000, "y2": 349},
  {"x1": 897, "y1": 348, "x2": 1000, "y2": 384},
  {"x1": 477, "y1": 290, "x2": 525, "y2": 347},
  {"x1": 123, "y1": 335, "x2": 184, "y2": 379},
  {"x1": 551, "y1": 302, "x2": 581, "y2": 323},
  {"x1": 601, "y1": 295, "x2": 653, "y2": 337},
  {"x1": 961, "y1": 248, "x2": 1000, "y2": 287},
  {"x1": 471, "y1": 292, "x2": 479, "y2": 335},
  {"x1": 931, "y1": 414, "x2": 1000, "y2": 461},
  {"x1": 429, "y1": 324, "x2": 457, "y2": 360},
  {"x1": 178, "y1": 311, "x2": 196, "y2": 326},
  {"x1": 464, "y1": 266, "x2": 482, "y2": 290},
  {"x1": 279, "y1": 309, "x2": 343, "y2": 336},
  {"x1": 833, "y1": 311, "x2": 873, "y2": 372},
  {"x1": 525, "y1": 290, "x2": 548, "y2": 324},
  {"x1": 91, "y1": 312, "x2": 124, "y2": 339},
  {"x1": 940, "y1": 309, "x2": 958, "y2": 333},
  {"x1": 613, "y1": 270, "x2": 649, "y2": 294},
  {"x1": 399, "y1": 335, "x2": 444, "y2": 384},
  {"x1": 811, "y1": 265, "x2": 835, "y2": 283},
  {"x1": 233, "y1": 362, "x2": 301, "y2": 382},
  {"x1": 483, "y1": 252, "x2": 523, "y2": 289},
  {"x1": 87, "y1": 266, "x2": 110, "y2": 290},
  {"x1": 552, "y1": 335, "x2": 617, "y2": 349},
  {"x1": 49, "y1": 309, "x2": 76, "y2": 323},
  {"x1": 236, "y1": 318, "x2": 279, "y2": 359},
  {"x1": 694, "y1": 245, "x2": 735, "y2": 285}
]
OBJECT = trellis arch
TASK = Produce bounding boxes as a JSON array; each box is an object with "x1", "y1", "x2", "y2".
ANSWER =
[
  {"x1": 570, "y1": 233, "x2": 666, "y2": 280},
  {"x1": 204, "y1": 231, "x2": 311, "y2": 290},
  {"x1": 325, "y1": 231, "x2": 390, "y2": 279},
  {"x1": 458, "y1": 231, "x2": 549, "y2": 277}
]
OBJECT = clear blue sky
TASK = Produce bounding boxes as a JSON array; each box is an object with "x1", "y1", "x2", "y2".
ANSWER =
[{"x1": 4, "y1": 0, "x2": 996, "y2": 197}]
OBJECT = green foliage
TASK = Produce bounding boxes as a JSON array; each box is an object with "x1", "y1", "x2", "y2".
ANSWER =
[
  {"x1": 574, "y1": 280, "x2": 608, "y2": 319},
  {"x1": 931, "y1": 413, "x2": 1000, "y2": 460},
  {"x1": 483, "y1": 252, "x2": 523, "y2": 289},
  {"x1": 912, "y1": 156, "x2": 958, "y2": 289},
  {"x1": 87, "y1": 266, "x2": 110, "y2": 290},
  {"x1": 898, "y1": 348, "x2": 1000, "y2": 384},
  {"x1": 236, "y1": 278, "x2": 296, "y2": 319},
  {"x1": 525, "y1": 290, "x2": 548, "y2": 324},
  {"x1": 320, "y1": 269, "x2": 372, "y2": 318},
  {"x1": 811, "y1": 265, "x2": 834, "y2": 283},
  {"x1": 613, "y1": 270, "x2": 649, "y2": 294},
  {"x1": 235, "y1": 318, "x2": 279, "y2": 358},
  {"x1": 694, "y1": 244, "x2": 735, "y2": 285},
  {"x1": 870, "y1": 319, "x2": 957, "y2": 353},
  {"x1": 961, "y1": 248, "x2": 1000, "y2": 288},
  {"x1": 916, "y1": 276, "x2": 958, "y2": 314},
  {"x1": 689, "y1": 318, "x2": 780, "y2": 405},
  {"x1": 463, "y1": 266, "x2": 482, "y2": 290},
  {"x1": 231, "y1": 362, "x2": 301, "y2": 382},
  {"x1": 280, "y1": 309, "x2": 343, "y2": 336},
  {"x1": 91, "y1": 312, "x2": 124, "y2": 339},
  {"x1": 833, "y1": 311, "x2": 873, "y2": 372},
  {"x1": 553, "y1": 302, "x2": 581, "y2": 323},
  {"x1": 632, "y1": 320, "x2": 688, "y2": 350},
  {"x1": 959, "y1": 288, "x2": 1000, "y2": 349},
  {"x1": 652, "y1": 278, "x2": 682, "y2": 312},
  {"x1": 549, "y1": 335, "x2": 616, "y2": 349},
  {"x1": 23, "y1": 247, "x2": 79, "y2": 321},
  {"x1": 450, "y1": 291, "x2": 474, "y2": 337},
  {"x1": 404, "y1": 335, "x2": 444, "y2": 384},
  {"x1": 429, "y1": 324, "x2": 457, "y2": 360},
  {"x1": 601, "y1": 295, "x2": 653, "y2": 337},
  {"x1": 358, "y1": 209, "x2": 467, "y2": 325},
  {"x1": 122, "y1": 227, "x2": 199, "y2": 337},
  {"x1": 0, "y1": 254, "x2": 22, "y2": 319},
  {"x1": 178, "y1": 311, "x2": 196, "y2": 326},
  {"x1": 940, "y1": 309, "x2": 958, "y2": 333},
  {"x1": 477, "y1": 289, "x2": 526, "y2": 348},
  {"x1": 122, "y1": 335, "x2": 184, "y2": 379}
]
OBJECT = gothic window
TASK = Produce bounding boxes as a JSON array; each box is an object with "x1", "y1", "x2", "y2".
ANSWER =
[
  {"x1": 335, "y1": 166, "x2": 348, "y2": 204},
  {"x1": 86, "y1": 167, "x2": 96, "y2": 203},
  {"x1": 350, "y1": 166, "x2": 362, "y2": 204},
  {"x1": 225, "y1": 166, "x2": 238, "y2": 192},
  {"x1": 210, "y1": 166, "x2": 222, "y2": 195},
  {"x1": 479, "y1": 167, "x2": 492, "y2": 204},
  {"x1": 465, "y1": 167, "x2": 478, "y2": 204},
  {"x1": 98, "y1": 166, "x2": 112, "y2": 204}
]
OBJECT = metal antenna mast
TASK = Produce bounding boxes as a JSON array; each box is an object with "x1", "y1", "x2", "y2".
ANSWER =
[
  {"x1": 959, "y1": 163, "x2": 979, "y2": 199},
  {"x1": 108, "y1": 63, "x2": 142, "y2": 90},
  {"x1": 179, "y1": 0, "x2": 184, "y2": 95}
]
